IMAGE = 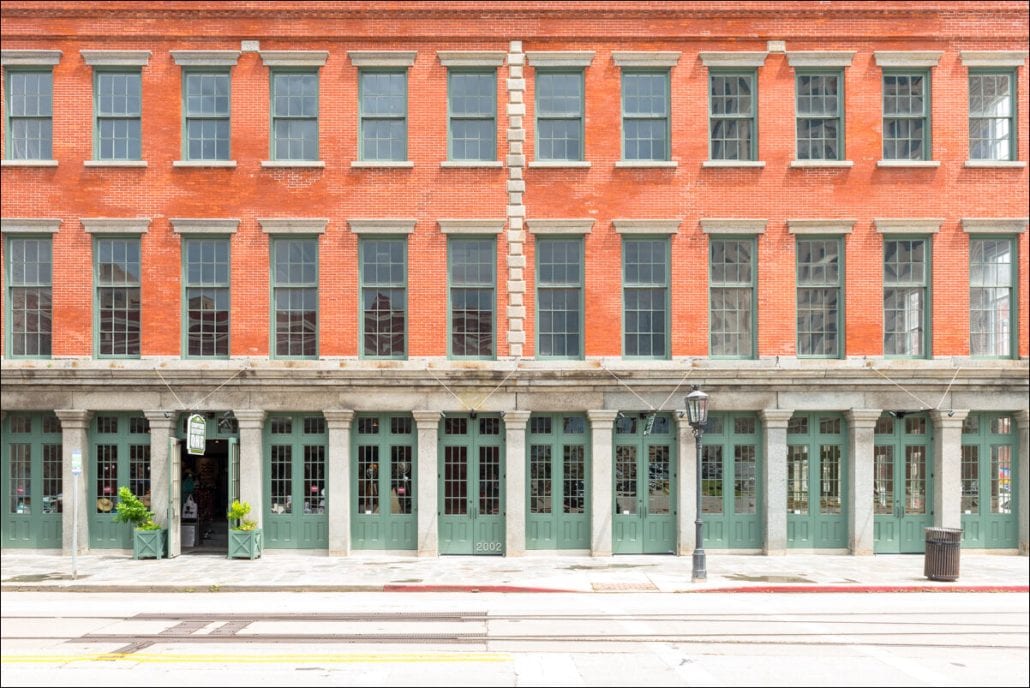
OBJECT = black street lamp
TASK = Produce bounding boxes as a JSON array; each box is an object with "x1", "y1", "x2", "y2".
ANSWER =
[{"x1": 685, "y1": 385, "x2": 710, "y2": 583}]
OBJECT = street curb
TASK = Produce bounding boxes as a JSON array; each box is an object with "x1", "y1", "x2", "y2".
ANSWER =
[
  {"x1": 687, "y1": 585, "x2": 1030, "y2": 594},
  {"x1": 3, "y1": 583, "x2": 1027, "y2": 594}
]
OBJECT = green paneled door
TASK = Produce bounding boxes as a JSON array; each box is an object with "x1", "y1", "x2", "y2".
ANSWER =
[
  {"x1": 263, "y1": 414, "x2": 328, "y2": 549},
  {"x1": 526, "y1": 414, "x2": 590, "y2": 549},
  {"x1": 787, "y1": 413, "x2": 848, "y2": 548},
  {"x1": 612, "y1": 412, "x2": 677, "y2": 554},
  {"x1": 2, "y1": 413, "x2": 62, "y2": 548},
  {"x1": 90, "y1": 413, "x2": 151, "y2": 549},
  {"x1": 352, "y1": 414, "x2": 417, "y2": 550},
  {"x1": 874, "y1": 413, "x2": 934, "y2": 553},
  {"x1": 961, "y1": 414, "x2": 1018, "y2": 548},
  {"x1": 438, "y1": 414, "x2": 505, "y2": 555},
  {"x1": 700, "y1": 413, "x2": 763, "y2": 549}
]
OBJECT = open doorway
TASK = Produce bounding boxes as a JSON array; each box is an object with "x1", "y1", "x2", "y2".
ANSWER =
[{"x1": 180, "y1": 438, "x2": 229, "y2": 554}]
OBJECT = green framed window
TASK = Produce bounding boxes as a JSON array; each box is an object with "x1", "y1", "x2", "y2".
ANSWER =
[
  {"x1": 360, "y1": 237, "x2": 407, "y2": 358},
  {"x1": 94, "y1": 70, "x2": 142, "y2": 161},
  {"x1": 4, "y1": 69, "x2": 53, "y2": 160},
  {"x1": 6, "y1": 236, "x2": 52, "y2": 358},
  {"x1": 183, "y1": 237, "x2": 230, "y2": 358},
  {"x1": 360, "y1": 70, "x2": 407, "y2": 161},
  {"x1": 710, "y1": 237, "x2": 756, "y2": 358},
  {"x1": 621, "y1": 71, "x2": 669, "y2": 161},
  {"x1": 271, "y1": 71, "x2": 318, "y2": 161},
  {"x1": 797, "y1": 237, "x2": 843, "y2": 357},
  {"x1": 883, "y1": 237, "x2": 930, "y2": 357},
  {"x1": 2, "y1": 413, "x2": 63, "y2": 548},
  {"x1": 271, "y1": 237, "x2": 318, "y2": 358},
  {"x1": 969, "y1": 71, "x2": 1016, "y2": 161},
  {"x1": 95, "y1": 237, "x2": 141, "y2": 358},
  {"x1": 449, "y1": 237, "x2": 495, "y2": 358},
  {"x1": 883, "y1": 71, "x2": 930, "y2": 160},
  {"x1": 536, "y1": 71, "x2": 584, "y2": 161},
  {"x1": 623, "y1": 237, "x2": 669, "y2": 358},
  {"x1": 90, "y1": 413, "x2": 151, "y2": 549},
  {"x1": 448, "y1": 70, "x2": 496, "y2": 161},
  {"x1": 970, "y1": 237, "x2": 1015, "y2": 357},
  {"x1": 796, "y1": 71, "x2": 843, "y2": 161},
  {"x1": 536, "y1": 237, "x2": 583, "y2": 358},
  {"x1": 710, "y1": 71, "x2": 757, "y2": 161},
  {"x1": 184, "y1": 70, "x2": 230, "y2": 161}
]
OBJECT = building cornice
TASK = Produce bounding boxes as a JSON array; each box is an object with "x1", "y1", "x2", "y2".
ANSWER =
[
  {"x1": 259, "y1": 51, "x2": 328, "y2": 67},
  {"x1": 959, "y1": 51, "x2": 1029, "y2": 67},
  {"x1": 348, "y1": 51, "x2": 417, "y2": 68},
  {"x1": 612, "y1": 51, "x2": 681, "y2": 68},
  {"x1": 171, "y1": 50, "x2": 241, "y2": 67},
  {"x1": 526, "y1": 219, "x2": 594, "y2": 235},
  {"x1": 1, "y1": 49, "x2": 62, "y2": 66},
  {"x1": 786, "y1": 51, "x2": 856, "y2": 68},
  {"x1": 437, "y1": 51, "x2": 506, "y2": 67},
  {"x1": 961, "y1": 218, "x2": 1028, "y2": 234},
  {"x1": 438, "y1": 219, "x2": 505, "y2": 234},
  {"x1": 258, "y1": 218, "x2": 328, "y2": 234},
  {"x1": 80, "y1": 50, "x2": 151, "y2": 66},
  {"x1": 874, "y1": 51, "x2": 942, "y2": 68},
  {"x1": 612, "y1": 219, "x2": 681, "y2": 234},
  {"x1": 348, "y1": 219, "x2": 417, "y2": 234},
  {"x1": 875, "y1": 218, "x2": 944, "y2": 233},
  {"x1": 170, "y1": 218, "x2": 240, "y2": 235},
  {"x1": 699, "y1": 52, "x2": 769, "y2": 68},
  {"x1": 788, "y1": 219, "x2": 856, "y2": 235},
  {"x1": 526, "y1": 51, "x2": 595, "y2": 68},
  {"x1": 81, "y1": 218, "x2": 151, "y2": 234},
  {"x1": 1, "y1": 218, "x2": 62, "y2": 234},
  {"x1": 701, "y1": 219, "x2": 767, "y2": 234}
]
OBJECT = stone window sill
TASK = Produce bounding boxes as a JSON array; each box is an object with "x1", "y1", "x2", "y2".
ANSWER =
[
  {"x1": 261, "y1": 160, "x2": 326, "y2": 168},
  {"x1": 174, "y1": 160, "x2": 238, "y2": 168},
  {"x1": 877, "y1": 160, "x2": 941, "y2": 168},
  {"x1": 615, "y1": 160, "x2": 678, "y2": 168},
  {"x1": 440, "y1": 160, "x2": 503, "y2": 168},
  {"x1": 790, "y1": 160, "x2": 854, "y2": 168},
  {"x1": 84, "y1": 160, "x2": 147, "y2": 167},
  {"x1": 703, "y1": 160, "x2": 766, "y2": 168},
  {"x1": 529, "y1": 160, "x2": 592, "y2": 168},
  {"x1": 2, "y1": 160, "x2": 58, "y2": 167},
  {"x1": 351, "y1": 161, "x2": 415, "y2": 168},
  {"x1": 964, "y1": 160, "x2": 1026, "y2": 168}
]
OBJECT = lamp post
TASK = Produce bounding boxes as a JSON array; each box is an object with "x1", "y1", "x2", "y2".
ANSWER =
[{"x1": 685, "y1": 385, "x2": 709, "y2": 583}]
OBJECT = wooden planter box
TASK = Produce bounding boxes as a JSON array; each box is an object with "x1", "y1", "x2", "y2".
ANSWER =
[
  {"x1": 132, "y1": 528, "x2": 166, "y2": 560},
  {"x1": 227, "y1": 528, "x2": 263, "y2": 559}
]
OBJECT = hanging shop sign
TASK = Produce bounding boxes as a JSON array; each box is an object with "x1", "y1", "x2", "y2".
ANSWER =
[{"x1": 187, "y1": 414, "x2": 207, "y2": 455}]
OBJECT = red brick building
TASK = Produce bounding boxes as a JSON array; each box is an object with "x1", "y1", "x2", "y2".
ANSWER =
[{"x1": 1, "y1": 1, "x2": 1027, "y2": 559}]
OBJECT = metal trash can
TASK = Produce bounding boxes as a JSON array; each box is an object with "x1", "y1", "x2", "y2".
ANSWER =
[{"x1": 924, "y1": 527, "x2": 962, "y2": 581}]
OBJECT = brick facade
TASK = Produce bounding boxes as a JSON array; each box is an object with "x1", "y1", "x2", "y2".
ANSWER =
[{"x1": 1, "y1": 2, "x2": 1027, "y2": 557}]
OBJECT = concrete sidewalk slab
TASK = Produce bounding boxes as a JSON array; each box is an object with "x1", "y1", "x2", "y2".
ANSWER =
[{"x1": 2, "y1": 551, "x2": 1027, "y2": 594}]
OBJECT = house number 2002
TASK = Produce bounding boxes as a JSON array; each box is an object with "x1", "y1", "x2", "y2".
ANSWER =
[{"x1": 475, "y1": 542, "x2": 503, "y2": 553}]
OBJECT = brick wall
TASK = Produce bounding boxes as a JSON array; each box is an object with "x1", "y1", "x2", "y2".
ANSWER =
[{"x1": 1, "y1": 1, "x2": 1027, "y2": 359}]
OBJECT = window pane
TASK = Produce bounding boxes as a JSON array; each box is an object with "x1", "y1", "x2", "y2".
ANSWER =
[{"x1": 8, "y1": 71, "x2": 54, "y2": 160}]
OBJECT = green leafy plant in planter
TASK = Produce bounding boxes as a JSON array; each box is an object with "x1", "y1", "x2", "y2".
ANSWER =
[
  {"x1": 226, "y1": 499, "x2": 263, "y2": 559},
  {"x1": 113, "y1": 486, "x2": 165, "y2": 559}
]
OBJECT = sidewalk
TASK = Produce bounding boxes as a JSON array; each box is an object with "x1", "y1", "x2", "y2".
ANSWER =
[{"x1": 2, "y1": 551, "x2": 1027, "y2": 593}]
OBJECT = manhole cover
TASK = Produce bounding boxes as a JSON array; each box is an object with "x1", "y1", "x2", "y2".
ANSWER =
[{"x1": 591, "y1": 582, "x2": 658, "y2": 591}]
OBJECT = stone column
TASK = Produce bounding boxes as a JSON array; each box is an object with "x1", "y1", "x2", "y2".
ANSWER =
[
  {"x1": 588, "y1": 410, "x2": 618, "y2": 556},
  {"x1": 234, "y1": 410, "x2": 266, "y2": 529},
  {"x1": 932, "y1": 410, "x2": 968, "y2": 529},
  {"x1": 324, "y1": 409, "x2": 354, "y2": 556},
  {"x1": 847, "y1": 409, "x2": 882, "y2": 555},
  {"x1": 504, "y1": 410, "x2": 531, "y2": 557},
  {"x1": 761, "y1": 409, "x2": 793, "y2": 555},
  {"x1": 55, "y1": 409, "x2": 91, "y2": 555},
  {"x1": 413, "y1": 410, "x2": 442, "y2": 557},
  {"x1": 676, "y1": 412, "x2": 696, "y2": 555},
  {"x1": 143, "y1": 412, "x2": 177, "y2": 529},
  {"x1": 1018, "y1": 410, "x2": 1029, "y2": 555}
]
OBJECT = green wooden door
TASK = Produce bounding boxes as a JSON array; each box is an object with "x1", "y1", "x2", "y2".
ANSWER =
[
  {"x1": 961, "y1": 414, "x2": 1018, "y2": 548},
  {"x1": 89, "y1": 413, "x2": 151, "y2": 549},
  {"x1": 438, "y1": 414, "x2": 505, "y2": 555},
  {"x1": 264, "y1": 414, "x2": 328, "y2": 549},
  {"x1": 612, "y1": 412, "x2": 677, "y2": 554},
  {"x1": 352, "y1": 414, "x2": 417, "y2": 550},
  {"x1": 700, "y1": 413, "x2": 763, "y2": 549},
  {"x1": 787, "y1": 413, "x2": 848, "y2": 548},
  {"x1": 2, "y1": 413, "x2": 62, "y2": 548},
  {"x1": 526, "y1": 414, "x2": 590, "y2": 550},
  {"x1": 874, "y1": 413, "x2": 933, "y2": 554}
]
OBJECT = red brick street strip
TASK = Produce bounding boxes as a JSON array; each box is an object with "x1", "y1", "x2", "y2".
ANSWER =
[
  {"x1": 688, "y1": 585, "x2": 1030, "y2": 594},
  {"x1": 383, "y1": 585, "x2": 573, "y2": 593}
]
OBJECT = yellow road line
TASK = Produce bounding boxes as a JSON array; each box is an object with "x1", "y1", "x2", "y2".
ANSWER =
[{"x1": 2, "y1": 652, "x2": 511, "y2": 664}]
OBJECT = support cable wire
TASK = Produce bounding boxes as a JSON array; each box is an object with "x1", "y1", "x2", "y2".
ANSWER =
[
  {"x1": 868, "y1": 364, "x2": 963, "y2": 413},
  {"x1": 425, "y1": 358, "x2": 521, "y2": 414},
  {"x1": 601, "y1": 361, "x2": 656, "y2": 411},
  {"x1": 154, "y1": 365, "x2": 248, "y2": 411}
]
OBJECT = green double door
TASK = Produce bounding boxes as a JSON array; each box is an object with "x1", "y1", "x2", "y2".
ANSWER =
[
  {"x1": 439, "y1": 414, "x2": 505, "y2": 555},
  {"x1": 2, "y1": 413, "x2": 63, "y2": 548},
  {"x1": 90, "y1": 413, "x2": 152, "y2": 549},
  {"x1": 961, "y1": 413, "x2": 1018, "y2": 548},
  {"x1": 526, "y1": 414, "x2": 590, "y2": 549},
  {"x1": 874, "y1": 413, "x2": 934, "y2": 553},
  {"x1": 787, "y1": 414, "x2": 848, "y2": 548},
  {"x1": 263, "y1": 414, "x2": 328, "y2": 549},
  {"x1": 700, "y1": 413, "x2": 763, "y2": 548},
  {"x1": 613, "y1": 412, "x2": 677, "y2": 554},
  {"x1": 352, "y1": 414, "x2": 417, "y2": 550}
]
